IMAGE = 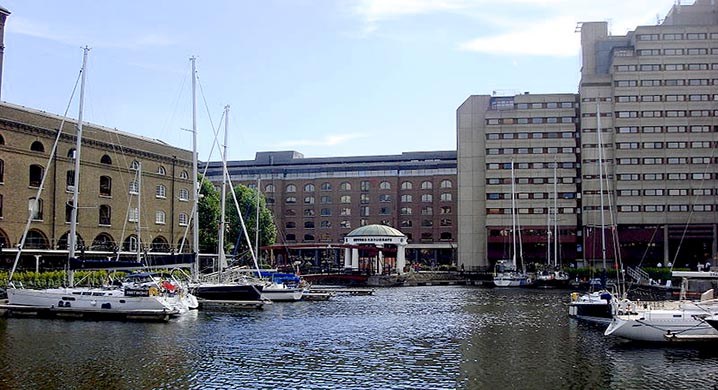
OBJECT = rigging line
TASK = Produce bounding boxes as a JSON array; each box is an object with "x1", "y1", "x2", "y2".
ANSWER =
[
  {"x1": 196, "y1": 77, "x2": 221, "y2": 164},
  {"x1": 159, "y1": 66, "x2": 191, "y2": 136},
  {"x1": 9, "y1": 67, "x2": 83, "y2": 282}
]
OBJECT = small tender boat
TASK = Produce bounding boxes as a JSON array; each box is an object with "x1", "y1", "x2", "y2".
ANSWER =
[{"x1": 567, "y1": 290, "x2": 616, "y2": 325}]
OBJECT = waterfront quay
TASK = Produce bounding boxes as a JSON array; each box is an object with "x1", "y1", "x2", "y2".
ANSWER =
[{"x1": 3, "y1": 286, "x2": 718, "y2": 389}]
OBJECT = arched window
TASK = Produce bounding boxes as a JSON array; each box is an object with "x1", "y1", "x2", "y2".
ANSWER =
[
  {"x1": 29, "y1": 197, "x2": 44, "y2": 220},
  {"x1": 320, "y1": 220, "x2": 331, "y2": 228},
  {"x1": 67, "y1": 148, "x2": 76, "y2": 159},
  {"x1": 99, "y1": 205, "x2": 111, "y2": 225},
  {"x1": 179, "y1": 170, "x2": 189, "y2": 179},
  {"x1": 440, "y1": 180, "x2": 453, "y2": 189},
  {"x1": 286, "y1": 234, "x2": 296, "y2": 241},
  {"x1": 379, "y1": 181, "x2": 391, "y2": 190},
  {"x1": 123, "y1": 235, "x2": 139, "y2": 252},
  {"x1": 421, "y1": 232, "x2": 433, "y2": 241},
  {"x1": 100, "y1": 176, "x2": 112, "y2": 196},
  {"x1": 129, "y1": 160, "x2": 140, "y2": 170},
  {"x1": 340, "y1": 182, "x2": 351, "y2": 191},
  {"x1": 400, "y1": 207, "x2": 412, "y2": 215},
  {"x1": 25, "y1": 229, "x2": 49, "y2": 249},
  {"x1": 30, "y1": 141, "x2": 44, "y2": 152},
  {"x1": 152, "y1": 236, "x2": 169, "y2": 252},
  {"x1": 100, "y1": 154, "x2": 112, "y2": 165},
  {"x1": 286, "y1": 184, "x2": 297, "y2": 193},
  {"x1": 320, "y1": 208, "x2": 331, "y2": 216},
  {"x1": 304, "y1": 234, "x2": 315, "y2": 241},
  {"x1": 65, "y1": 200, "x2": 73, "y2": 223},
  {"x1": 156, "y1": 184, "x2": 167, "y2": 198},
  {"x1": 0, "y1": 133, "x2": 4, "y2": 145},
  {"x1": 285, "y1": 196, "x2": 297, "y2": 204},
  {"x1": 421, "y1": 181, "x2": 433, "y2": 190},
  {"x1": 129, "y1": 180, "x2": 139, "y2": 194},
  {"x1": 304, "y1": 209, "x2": 315, "y2": 217},
  {"x1": 29, "y1": 164, "x2": 43, "y2": 187},
  {"x1": 266, "y1": 197, "x2": 275, "y2": 205},
  {"x1": 421, "y1": 194, "x2": 433, "y2": 202},
  {"x1": 304, "y1": 221, "x2": 315, "y2": 229},
  {"x1": 401, "y1": 181, "x2": 413, "y2": 190},
  {"x1": 0, "y1": 159, "x2": 4, "y2": 182},
  {"x1": 340, "y1": 195, "x2": 351, "y2": 203},
  {"x1": 178, "y1": 188, "x2": 189, "y2": 201},
  {"x1": 155, "y1": 210, "x2": 166, "y2": 224},
  {"x1": 401, "y1": 194, "x2": 412, "y2": 202},
  {"x1": 157, "y1": 166, "x2": 166, "y2": 175},
  {"x1": 401, "y1": 220, "x2": 413, "y2": 227},
  {"x1": 265, "y1": 184, "x2": 275, "y2": 193},
  {"x1": 91, "y1": 233, "x2": 116, "y2": 251},
  {"x1": 304, "y1": 196, "x2": 315, "y2": 204},
  {"x1": 57, "y1": 232, "x2": 85, "y2": 251},
  {"x1": 304, "y1": 184, "x2": 315, "y2": 192},
  {"x1": 285, "y1": 221, "x2": 296, "y2": 229},
  {"x1": 440, "y1": 232, "x2": 453, "y2": 241},
  {"x1": 440, "y1": 193, "x2": 452, "y2": 201},
  {"x1": 179, "y1": 213, "x2": 189, "y2": 226},
  {"x1": 422, "y1": 206, "x2": 433, "y2": 215},
  {"x1": 320, "y1": 182, "x2": 332, "y2": 191}
]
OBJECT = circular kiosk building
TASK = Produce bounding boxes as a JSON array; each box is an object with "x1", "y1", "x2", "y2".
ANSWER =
[{"x1": 343, "y1": 225, "x2": 408, "y2": 275}]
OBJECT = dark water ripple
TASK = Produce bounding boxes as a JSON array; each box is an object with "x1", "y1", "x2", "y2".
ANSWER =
[{"x1": 2, "y1": 287, "x2": 718, "y2": 389}]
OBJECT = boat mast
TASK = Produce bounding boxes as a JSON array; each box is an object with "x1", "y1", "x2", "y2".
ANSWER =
[
  {"x1": 218, "y1": 104, "x2": 229, "y2": 275},
  {"x1": 68, "y1": 46, "x2": 90, "y2": 287},
  {"x1": 511, "y1": 160, "x2": 517, "y2": 270},
  {"x1": 255, "y1": 177, "x2": 261, "y2": 265},
  {"x1": 597, "y1": 102, "x2": 607, "y2": 270},
  {"x1": 191, "y1": 56, "x2": 200, "y2": 280},
  {"x1": 553, "y1": 159, "x2": 559, "y2": 268},
  {"x1": 136, "y1": 162, "x2": 142, "y2": 263}
]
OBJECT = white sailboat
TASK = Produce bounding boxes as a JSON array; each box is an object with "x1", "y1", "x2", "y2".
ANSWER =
[
  {"x1": 5, "y1": 48, "x2": 187, "y2": 321},
  {"x1": 493, "y1": 161, "x2": 531, "y2": 287},
  {"x1": 534, "y1": 161, "x2": 570, "y2": 288}
]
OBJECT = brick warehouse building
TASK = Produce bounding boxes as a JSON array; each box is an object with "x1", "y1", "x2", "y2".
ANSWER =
[
  {"x1": 202, "y1": 150, "x2": 458, "y2": 269},
  {"x1": 458, "y1": 0, "x2": 718, "y2": 271},
  {"x1": 0, "y1": 102, "x2": 196, "y2": 269}
]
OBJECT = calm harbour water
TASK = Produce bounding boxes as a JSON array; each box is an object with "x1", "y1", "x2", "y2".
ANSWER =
[{"x1": 2, "y1": 286, "x2": 718, "y2": 389}]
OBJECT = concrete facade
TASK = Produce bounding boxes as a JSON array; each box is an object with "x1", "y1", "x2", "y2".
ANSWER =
[{"x1": 458, "y1": 0, "x2": 718, "y2": 270}]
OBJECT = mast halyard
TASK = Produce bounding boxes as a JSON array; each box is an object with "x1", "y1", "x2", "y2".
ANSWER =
[
  {"x1": 597, "y1": 102, "x2": 607, "y2": 270},
  {"x1": 511, "y1": 160, "x2": 517, "y2": 270},
  {"x1": 68, "y1": 46, "x2": 90, "y2": 287},
  {"x1": 191, "y1": 56, "x2": 200, "y2": 281}
]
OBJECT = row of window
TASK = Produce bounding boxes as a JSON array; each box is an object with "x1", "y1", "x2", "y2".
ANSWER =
[
  {"x1": 487, "y1": 162, "x2": 576, "y2": 170},
  {"x1": 616, "y1": 157, "x2": 715, "y2": 165},
  {"x1": 487, "y1": 192, "x2": 576, "y2": 200},
  {"x1": 486, "y1": 131, "x2": 575, "y2": 140},
  {"x1": 21, "y1": 197, "x2": 191, "y2": 226},
  {"x1": 617, "y1": 188, "x2": 714, "y2": 196},
  {"x1": 636, "y1": 48, "x2": 718, "y2": 56},
  {"x1": 616, "y1": 204, "x2": 715, "y2": 212},
  {"x1": 16, "y1": 139, "x2": 190, "y2": 179},
  {"x1": 486, "y1": 117, "x2": 577, "y2": 125},
  {"x1": 616, "y1": 94, "x2": 718, "y2": 102},
  {"x1": 513, "y1": 102, "x2": 576, "y2": 110},
  {"x1": 615, "y1": 79, "x2": 718, "y2": 87},
  {"x1": 487, "y1": 177, "x2": 576, "y2": 185},
  {"x1": 615, "y1": 110, "x2": 717, "y2": 118},
  {"x1": 283, "y1": 206, "x2": 452, "y2": 217},
  {"x1": 285, "y1": 218, "x2": 454, "y2": 229},
  {"x1": 487, "y1": 207, "x2": 576, "y2": 215},
  {"x1": 487, "y1": 147, "x2": 576, "y2": 155},
  {"x1": 637, "y1": 32, "x2": 718, "y2": 41},
  {"x1": 284, "y1": 193, "x2": 453, "y2": 204},
  {"x1": 270, "y1": 179, "x2": 454, "y2": 193},
  {"x1": 616, "y1": 141, "x2": 716, "y2": 149},
  {"x1": 284, "y1": 232, "x2": 452, "y2": 242},
  {"x1": 614, "y1": 125, "x2": 716, "y2": 133},
  {"x1": 616, "y1": 173, "x2": 713, "y2": 181},
  {"x1": 615, "y1": 63, "x2": 718, "y2": 72}
]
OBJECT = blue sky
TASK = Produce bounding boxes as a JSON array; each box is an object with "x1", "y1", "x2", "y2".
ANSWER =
[{"x1": 1, "y1": 0, "x2": 678, "y2": 161}]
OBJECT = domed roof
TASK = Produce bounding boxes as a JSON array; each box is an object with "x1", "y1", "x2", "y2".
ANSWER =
[{"x1": 346, "y1": 224, "x2": 405, "y2": 237}]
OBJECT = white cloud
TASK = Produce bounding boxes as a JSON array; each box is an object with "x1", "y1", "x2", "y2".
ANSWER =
[
  {"x1": 7, "y1": 16, "x2": 176, "y2": 49},
  {"x1": 458, "y1": 16, "x2": 580, "y2": 57},
  {"x1": 274, "y1": 133, "x2": 367, "y2": 148},
  {"x1": 351, "y1": 0, "x2": 677, "y2": 56}
]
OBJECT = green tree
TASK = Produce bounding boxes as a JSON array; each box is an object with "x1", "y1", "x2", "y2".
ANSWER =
[
  {"x1": 224, "y1": 184, "x2": 277, "y2": 263},
  {"x1": 197, "y1": 175, "x2": 221, "y2": 253}
]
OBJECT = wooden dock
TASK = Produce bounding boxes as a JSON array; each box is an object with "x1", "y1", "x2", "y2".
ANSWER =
[
  {"x1": 197, "y1": 299, "x2": 268, "y2": 310},
  {"x1": 308, "y1": 287, "x2": 375, "y2": 296},
  {"x1": 0, "y1": 303, "x2": 177, "y2": 322}
]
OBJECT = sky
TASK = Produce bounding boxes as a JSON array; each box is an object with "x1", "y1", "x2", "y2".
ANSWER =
[{"x1": 1, "y1": 0, "x2": 680, "y2": 162}]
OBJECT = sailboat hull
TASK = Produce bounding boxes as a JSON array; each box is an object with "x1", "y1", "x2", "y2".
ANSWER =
[
  {"x1": 191, "y1": 283, "x2": 263, "y2": 301},
  {"x1": 605, "y1": 301, "x2": 718, "y2": 342}
]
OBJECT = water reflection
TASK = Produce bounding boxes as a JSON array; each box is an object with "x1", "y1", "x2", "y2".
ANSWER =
[{"x1": 1, "y1": 287, "x2": 718, "y2": 389}]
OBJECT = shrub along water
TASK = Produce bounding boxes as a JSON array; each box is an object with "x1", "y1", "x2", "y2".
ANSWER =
[{"x1": 0, "y1": 270, "x2": 126, "y2": 289}]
